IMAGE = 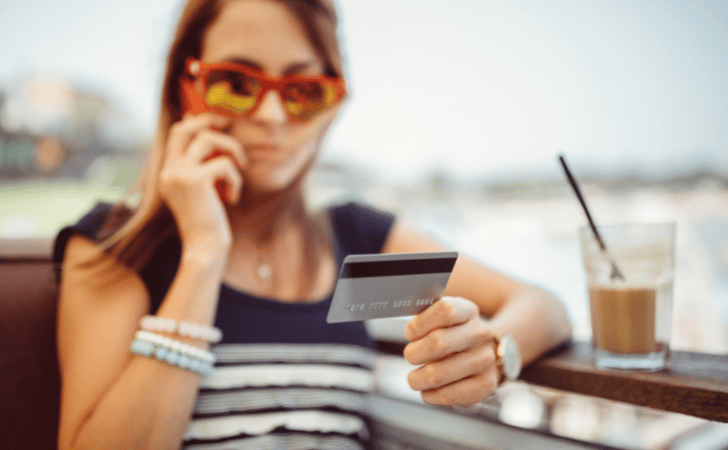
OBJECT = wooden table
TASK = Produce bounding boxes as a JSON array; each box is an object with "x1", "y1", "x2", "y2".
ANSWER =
[
  {"x1": 371, "y1": 352, "x2": 728, "y2": 450},
  {"x1": 377, "y1": 339, "x2": 728, "y2": 423},
  {"x1": 519, "y1": 341, "x2": 728, "y2": 423}
]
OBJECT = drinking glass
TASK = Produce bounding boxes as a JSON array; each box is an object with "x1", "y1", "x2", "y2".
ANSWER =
[{"x1": 580, "y1": 223, "x2": 676, "y2": 371}]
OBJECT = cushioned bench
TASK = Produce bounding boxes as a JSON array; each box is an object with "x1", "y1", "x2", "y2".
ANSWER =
[{"x1": 0, "y1": 238, "x2": 61, "y2": 450}]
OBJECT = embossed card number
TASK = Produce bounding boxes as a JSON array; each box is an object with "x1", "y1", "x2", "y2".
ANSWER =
[{"x1": 326, "y1": 252, "x2": 458, "y2": 323}]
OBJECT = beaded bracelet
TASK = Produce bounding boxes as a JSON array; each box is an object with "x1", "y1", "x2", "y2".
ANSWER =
[
  {"x1": 130, "y1": 330, "x2": 215, "y2": 376},
  {"x1": 135, "y1": 330, "x2": 216, "y2": 362},
  {"x1": 139, "y1": 315, "x2": 222, "y2": 343}
]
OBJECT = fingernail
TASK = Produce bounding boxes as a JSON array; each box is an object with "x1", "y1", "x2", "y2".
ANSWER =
[{"x1": 404, "y1": 324, "x2": 414, "y2": 341}]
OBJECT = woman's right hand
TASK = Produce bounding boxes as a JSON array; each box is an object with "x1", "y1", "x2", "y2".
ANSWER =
[{"x1": 158, "y1": 113, "x2": 247, "y2": 250}]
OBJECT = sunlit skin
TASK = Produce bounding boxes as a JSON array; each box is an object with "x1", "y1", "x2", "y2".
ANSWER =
[{"x1": 200, "y1": 0, "x2": 337, "y2": 195}]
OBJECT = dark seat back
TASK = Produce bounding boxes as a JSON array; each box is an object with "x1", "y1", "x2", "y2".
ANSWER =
[{"x1": 0, "y1": 238, "x2": 60, "y2": 450}]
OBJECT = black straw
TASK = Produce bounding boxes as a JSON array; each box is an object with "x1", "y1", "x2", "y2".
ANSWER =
[{"x1": 558, "y1": 154, "x2": 625, "y2": 281}]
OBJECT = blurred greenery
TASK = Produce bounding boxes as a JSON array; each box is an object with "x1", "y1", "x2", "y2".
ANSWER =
[
  {"x1": 0, "y1": 181, "x2": 127, "y2": 237},
  {"x1": 0, "y1": 151, "x2": 142, "y2": 237},
  {"x1": 0, "y1": 138, "x2": 35, "y2": 169}
]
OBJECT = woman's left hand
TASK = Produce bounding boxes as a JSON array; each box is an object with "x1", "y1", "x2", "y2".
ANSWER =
[{"x1": 403, "y1": 296, "x2": 500, "y2": 406}]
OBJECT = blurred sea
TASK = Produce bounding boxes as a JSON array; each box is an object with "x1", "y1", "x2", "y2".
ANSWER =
[
  {"x1": 309, "y1": 167, "x2": 728, "y2": 355},
  {"x1": 2, "y1": 165, "x2": 727, "y2": 355}
]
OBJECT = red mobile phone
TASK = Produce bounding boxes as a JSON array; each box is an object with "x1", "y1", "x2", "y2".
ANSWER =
[{"x1": 180, "y1": 77, "x2": 208, "y2": 116}]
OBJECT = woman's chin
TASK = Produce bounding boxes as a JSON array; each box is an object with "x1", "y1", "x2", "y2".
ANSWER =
[
  {"x1": 240, "y1": 173, "x2": 300, "y2": 199},
  {"x1": 242, "y1": 160, "x2": 311, "y2": 194}
]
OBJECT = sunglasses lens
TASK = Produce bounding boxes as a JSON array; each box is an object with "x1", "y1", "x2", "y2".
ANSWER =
[
  {"x1": 192, "y1": 61, "x2": 342, "y2": 120},
  {"x1": 284, "y1": 81, "x2": 335, "y2": 120},
  {"x1": 205, "y1": 70, "x2": 261, "y2": 114}
]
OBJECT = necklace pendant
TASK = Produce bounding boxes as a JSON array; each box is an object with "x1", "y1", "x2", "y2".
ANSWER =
[{"x1": 257, "y1": 263, "x2": 272, "y2": 281}]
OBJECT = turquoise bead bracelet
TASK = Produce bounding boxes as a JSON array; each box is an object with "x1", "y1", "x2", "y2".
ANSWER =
[{"x1": 130, "y1": 330, "x2": 215, "y2": 376}]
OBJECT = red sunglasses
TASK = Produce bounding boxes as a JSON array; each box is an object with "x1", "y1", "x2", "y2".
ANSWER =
[{"x1": 180, "y1": 58, "x2": 346, "y2": 122}]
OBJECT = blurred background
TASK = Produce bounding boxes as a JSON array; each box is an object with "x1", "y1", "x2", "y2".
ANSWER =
[{"x1": 1, "y1": 0, "x2": 727, "y2": 356}]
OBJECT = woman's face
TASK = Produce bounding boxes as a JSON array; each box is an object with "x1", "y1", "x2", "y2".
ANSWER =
[{"x1": 200, "y1": 0, "x2": 336, "y2": 194}]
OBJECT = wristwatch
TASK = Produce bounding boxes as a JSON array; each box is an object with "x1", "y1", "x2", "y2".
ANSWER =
[{"x1": 494, "y1": 333, "x2": 522, "y2": 382}]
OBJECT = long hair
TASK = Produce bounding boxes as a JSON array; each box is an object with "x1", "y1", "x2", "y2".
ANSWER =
[{"x1": 94, "y1": 0, "x2": 343, "y2": 295}]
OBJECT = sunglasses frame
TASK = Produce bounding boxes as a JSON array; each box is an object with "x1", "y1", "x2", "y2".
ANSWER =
[{"x1": 180, "y1": 58, "x2": 346, "y2": 122}]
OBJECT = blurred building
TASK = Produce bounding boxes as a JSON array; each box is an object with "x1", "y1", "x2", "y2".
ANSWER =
[{"x1": 0, "y1": 76, "x2": 145, "y2": 181}]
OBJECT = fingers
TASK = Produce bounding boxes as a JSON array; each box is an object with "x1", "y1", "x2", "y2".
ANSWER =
[
  {"x1": 403, "y1": 315, "x2": 494, "y2": 366},
  {"x1": 403, "y1": 296, "x2": 500, "y2": 406},
  {"x1": 167, "y1": 113, "x2": 231, "y2": 161},
  {"x1": 161, "y1": 113, "x2": 247, "y2": 206},
  {"x1": 202, "y1": 158, "x2": 243, "y2": 204},
  {"x1": 404, "y1": 296, "x2": 479, "y2": 342},
  {"x1": 407, "y1": 343, "x2": 499, "y2": 407},
  {"x1": 419, "y1": 370, "x2": 500, "y2": 407},
  {"x1": 186, "y1": 129, "x2": 247, "y2": 169}
]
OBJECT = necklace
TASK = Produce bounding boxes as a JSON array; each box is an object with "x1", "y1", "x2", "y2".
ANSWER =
[{"x1": 257, "y1": 263, "x2": 272, "y2": 282}]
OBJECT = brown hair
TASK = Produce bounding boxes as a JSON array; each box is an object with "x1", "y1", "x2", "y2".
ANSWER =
[{"x1": 96, "y1": 0, "x2": 343, "y2": 296}]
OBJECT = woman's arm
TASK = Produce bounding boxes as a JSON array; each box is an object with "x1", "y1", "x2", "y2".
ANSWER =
[
  {"x1": 57, "y1": 114, "x2": 246, "y2": 449},
  {"x1": 382, "y1": 221, "x2": 572, "y2": 406},
  {"x1": 57, "y1": 234, "x2": 228, "y2": 450}
]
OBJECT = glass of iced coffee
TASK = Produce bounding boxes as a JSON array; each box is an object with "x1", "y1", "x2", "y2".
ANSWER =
[{"x1": 580, "y1": 223, "x2": 676, "y2": 371}]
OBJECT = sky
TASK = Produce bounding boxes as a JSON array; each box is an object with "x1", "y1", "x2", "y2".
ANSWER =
[{"x1": 1, "y1": 0, "x2": 727, "y2": 184}]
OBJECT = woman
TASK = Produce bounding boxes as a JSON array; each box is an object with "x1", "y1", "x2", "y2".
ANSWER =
[{"x1": 54, "y1": 0, "x2": 572, "y2": 448}]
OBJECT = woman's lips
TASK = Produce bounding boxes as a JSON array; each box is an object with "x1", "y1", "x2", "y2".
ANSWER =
[{"x1": 245, "y1": 143, "x2": 280, "y2": 160}]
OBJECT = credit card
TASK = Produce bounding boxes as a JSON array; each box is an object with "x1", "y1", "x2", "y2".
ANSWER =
[{"x1": 326, "y1": 251, "x2": 458, "y2": 323}]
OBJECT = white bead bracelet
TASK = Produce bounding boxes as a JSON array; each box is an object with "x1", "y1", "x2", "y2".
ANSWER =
[{"x1": 139, "y1": 315, "x2": 222, "y2": 343}]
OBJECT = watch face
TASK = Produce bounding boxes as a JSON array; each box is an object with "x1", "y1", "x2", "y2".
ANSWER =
[{"x1": 499, "y1": 335, "x2": 522, "y2": 380}]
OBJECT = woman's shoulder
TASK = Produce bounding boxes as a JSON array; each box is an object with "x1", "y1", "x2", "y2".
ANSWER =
[
  {"x1": 53, "y1": 202, "x2": 147, "y2": 300},
  {"x1": 328, "y1": 200, "x2": 395, "y2": 225},
  {"x1": 327, "y1": 200, "x2": 396, "y2": 255},
  {"x1": 52, "y1": 201, "x2": 125, "y2": 266}
]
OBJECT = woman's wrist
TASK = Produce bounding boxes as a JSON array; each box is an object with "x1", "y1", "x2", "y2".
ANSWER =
[
  {"x1": 155, "y1": 248, "x2": 226, "y2": 335},
  {"x1": 181, "y1": 238, "x2": 230, "y2": 270}
]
